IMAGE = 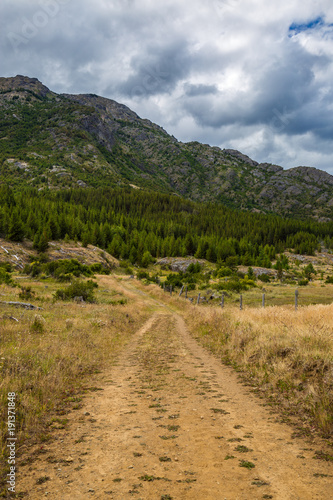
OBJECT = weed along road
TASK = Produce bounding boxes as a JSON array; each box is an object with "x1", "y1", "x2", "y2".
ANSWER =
[{"x1": 17, "y1": 278, "x2": 332, "y2": 499}]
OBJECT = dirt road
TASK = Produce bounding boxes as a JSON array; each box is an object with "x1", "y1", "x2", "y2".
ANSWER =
[{"x1": 17, "y1": 283, "x2": 332, "y2": 499}]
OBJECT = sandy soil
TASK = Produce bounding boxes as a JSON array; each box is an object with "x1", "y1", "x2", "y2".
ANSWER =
[{"x1": 17, "y1": 280, "x2": 333, "y2": 499}]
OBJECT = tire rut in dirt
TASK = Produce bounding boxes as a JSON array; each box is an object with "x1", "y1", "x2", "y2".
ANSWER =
[
  {"x1": 102, "y1": 312, "x2": 275, "y2": 500},
  {"x1": 17, "y1": 312, "x2": 333, "y2": 500}
]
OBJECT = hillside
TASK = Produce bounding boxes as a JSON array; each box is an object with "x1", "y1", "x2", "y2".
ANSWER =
[
  {"x1": 1, "y1": 75, "x2": 333, "y2": 220},
  {"x1": 0, "y1": 238, "x2": 118, "y2": 271},
  {"x1": 1, "y1": 185, "x2": 333, "y2": 271}
]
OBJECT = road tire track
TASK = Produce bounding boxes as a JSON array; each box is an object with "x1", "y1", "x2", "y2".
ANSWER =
[{"x1": 17, "y1": 307, "x2": 332, "y2": 499}]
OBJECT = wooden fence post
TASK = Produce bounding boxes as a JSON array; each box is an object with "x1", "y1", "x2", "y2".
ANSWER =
[
  {"x1": 170, "y1": 285, "x2": 172, "y2": 297},
  {"x1": 240, "y1": 294, "x2": 243, "y2": 310},
  {"x1": 179, "y1": 285, "x2": 184, "y2": 297},
  {"x1": 221, "y1": 292, "x2": 224, "y2": 308},
  {"x1": 163, "y1": 283, "x2": 166, "y2": 292},
  {"x1": 295, "y1": 289, "x2": 298, "y2": 311},
  {"x1": 185, "y1": 285, "x2": 188, "y2": 299},
  {"x1": 197, "y1": 293, "x2": 201, "y2": 305},
  {"x1": 262, "y1": 293, "x2": 265, "y2": 308}
]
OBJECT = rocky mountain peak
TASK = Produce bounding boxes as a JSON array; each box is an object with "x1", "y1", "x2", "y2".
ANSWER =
[
  {"x1": 0, "y1": 75, "x2": 52, "y2": 98},
  {"x1": 223, "y1": 149, "x2": 259, "y2": 167}
]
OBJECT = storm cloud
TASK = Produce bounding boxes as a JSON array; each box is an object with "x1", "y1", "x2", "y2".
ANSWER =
[{"x1": 1, "y1": 0, "x2": 333, "y2": 172}]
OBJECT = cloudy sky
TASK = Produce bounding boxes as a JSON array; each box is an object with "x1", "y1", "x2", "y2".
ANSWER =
[{"x1": 1, "y1": 0, "x2": 333, "y2": 173}]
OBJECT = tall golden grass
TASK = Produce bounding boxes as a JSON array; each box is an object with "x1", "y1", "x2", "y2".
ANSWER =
[
  {"x1": 0, "y1": 278, "x2": 150, "y2": 492},
  {"x1": 183, "y1": 304, "x2": 333, "y2": 436},
  {"x1": 134, "y1": 280, "x2": 333, "y2": 436},
  {"x1": 2, "y1": 274, "x2": 332, "y2": 492}
]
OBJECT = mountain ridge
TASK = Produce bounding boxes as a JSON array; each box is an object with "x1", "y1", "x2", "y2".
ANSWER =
[{"x1": 1, "y1": 75, "x2": 333, "y2": 221}]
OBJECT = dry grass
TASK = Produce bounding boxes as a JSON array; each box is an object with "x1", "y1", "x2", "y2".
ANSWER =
[
  {"x1": 134, "y1": 275, "x2": 333, "y2": 308},
  {"x1": 0, "y1": 276, "x2": 150, "y2": 490},
  {"x1": 2, "y1": 272, "x2": 333, "y2": 490},
  {"x1": 232, "y1": 282, "x2": 333, "y2": 308},
  {"x1": 183, "y1": 303, "x2": 333, "y2": 436},
  {"x1": 130, "y1": 279, "x2": 333, "y2": 436}
]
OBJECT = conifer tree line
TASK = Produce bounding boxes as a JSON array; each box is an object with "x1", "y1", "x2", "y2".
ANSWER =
[{"x1": 0, "y1": 185, "x2": 332, "y2": 266}]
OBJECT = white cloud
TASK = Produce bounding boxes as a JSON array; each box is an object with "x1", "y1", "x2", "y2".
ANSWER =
[{"x1": 0, "y1": 0, "x2": 333, "y2": 172}]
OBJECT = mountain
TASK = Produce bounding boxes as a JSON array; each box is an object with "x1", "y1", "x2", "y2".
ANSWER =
[{"x1": 1, "y1": 75, "x2": 333, "y2": 221}]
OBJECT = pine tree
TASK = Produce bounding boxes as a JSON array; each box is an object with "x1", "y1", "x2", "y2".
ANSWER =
[
  {"x1": 7, "y1": 211, "x2": 25, "y2": 242},
  {"x1": 129, "y1": 246, "x2": 137, "y2": 264},
  {"x1": 141, "y1": 250, "x2": 153, "y2": 268},
  {"x1": 184, "y1": 234, "x2": 195, "y2": 256},
  {"x1": 38, "y1": 230, "x2": 49, "y2": 252},
  {"x1": 81, "y1": 230, "x2": 91, "y2": 248}
]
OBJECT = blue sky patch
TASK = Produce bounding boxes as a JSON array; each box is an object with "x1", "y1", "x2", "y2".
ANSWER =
[{"x1": 289, "y1": 16, "x2": 325, "y2": 36}]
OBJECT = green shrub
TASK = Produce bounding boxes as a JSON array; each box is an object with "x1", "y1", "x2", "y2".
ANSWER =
[
  {"x1": 0, "y1": 266, "x2": 16, "y2": 287},
  {"x1": 258, "y1": 274, "x2": 271, "y2": 283},
  {"x1": 137, "y1": 270, "x2": 149, "y2": 280},
  {"x1": 247, "y1": 267, "x2": 255, "y2": 280},
  {"x1": 217, "y1": 266, "x2": 233, "y2": 278},
  {"x1": 109, "y1": 298, "x2": 127, "y2": 305},
  {"x1": 225, "y1": 256, "x2": 239, "y2": 269},
  {"x1": 37, "y1": 253, "x2": 49, "y2": 263},
  {"x1": 122, "y1": 265, "x2": 134, "y2": 275},
  {"x1": 218, "y1": 278, "x2": 254, "y2": 293},
  {"x1": 0, "y1": 262, "x2": 12, "y2": 272},
  {"x1": 304, "y1": 263, "x2": 316, "y2": 279},
  {"x1": 187, "y1": 283, "x2": 196, "y2": 291},
  {"x1": 25, "y1": 258, "x2": 110, "y2": 281},
  {"x1": 30, "y1": 315, "x2": 45, "y2": 334},
  {"x1": 141, "y1": 251, "x2": 153, "y2": 268},
  {"x1": 53, "y1": 279, "x2": 98, "y2": 303},
  {"x1": 224, "y1": 280, "x2": 247, "y2": 293},
  {"x1": 56, "y1": 273, "x2": 73, "y2": 282},
  {"x1": 19, "y1": 286, "x2": 35, "y2": 300},
  {"x1": 52, "y1": 259, "x2": 93, "y2": 279},
  {"x1": 89, "y1": 263, "x2": 110, "y2": 275},
  {"x1": 243, "y1": 278, "x2": 256, "y2": 288},
  {"x1": 187, "y1": 262, "x2": 201, "y2": 274},
  {"x1": 27, "y1": 262, "x2": 42, "y2": 277},
  {"x1": 164, "y1": 273, "x2": 183, "y2": 289}
]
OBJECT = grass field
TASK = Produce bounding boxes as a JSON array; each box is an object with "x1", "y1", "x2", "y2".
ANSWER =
[
  {"x1": 0, "y1": 275, "x2": 150, "y2": 494},
  {"x1": 221, "y1": 282, "x2": 333, "y2": 308},
  {"x1": 134, "y1": 278, "x2": 333, "y2": 439},
  {"x1": 1, "y1": 270, "x2": 333, "y2": 494}
]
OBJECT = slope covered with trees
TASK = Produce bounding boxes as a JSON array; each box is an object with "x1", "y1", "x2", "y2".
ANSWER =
[{"x1": 0, "y1": 186, "x2": 331, "y2": 267}]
